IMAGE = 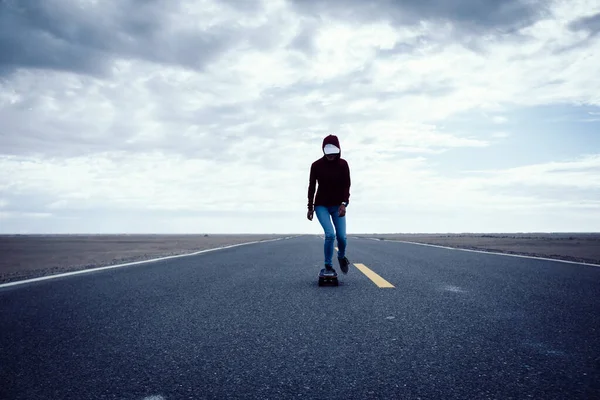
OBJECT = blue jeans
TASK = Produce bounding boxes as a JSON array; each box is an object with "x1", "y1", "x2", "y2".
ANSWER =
[{"x1": 315, "y1": 205, "x2": 347, "y2": 266}]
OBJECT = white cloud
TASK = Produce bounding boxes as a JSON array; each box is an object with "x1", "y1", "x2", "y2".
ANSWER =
[
  {"x1": 1, "y1": 0, "x2": 599, "y2": 233},
  {"x1": 0, "y1": 150, "x2": 308, "y2": 213},
  {"x1": 0, "y1": 212, "x2": 52, "y2": 219},
  {"x1": 464, "y1": 154, "x2": 600, "y2": 189}
]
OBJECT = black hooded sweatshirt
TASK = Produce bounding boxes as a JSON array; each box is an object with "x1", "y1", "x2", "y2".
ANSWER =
[{"x1": 307, "y1": 135, "x2": 351, "y2": 210}]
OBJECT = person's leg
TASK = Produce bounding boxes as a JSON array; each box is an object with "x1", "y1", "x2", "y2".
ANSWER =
[
  {"x1": 330, "y1": 205, "x2": 349, "y2": 273},
  {"x1": 330, "y1": 205, "x2": 347, "y2": 258},
  {"x1": 315, "y1": 205, "x2": 335, "y2": 267}
]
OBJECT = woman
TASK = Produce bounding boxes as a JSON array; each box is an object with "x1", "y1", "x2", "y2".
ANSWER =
[{"x1": 307, "y1": 134, "x2": 351, "y2": 274}]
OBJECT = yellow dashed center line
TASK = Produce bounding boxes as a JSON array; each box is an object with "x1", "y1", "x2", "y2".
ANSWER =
[
  {"x1": 334, "y1": 247, "x2": 394, "y2": 288},
  {"x1": 353, "y1": 263, "x2": 395, "y2": 288}
]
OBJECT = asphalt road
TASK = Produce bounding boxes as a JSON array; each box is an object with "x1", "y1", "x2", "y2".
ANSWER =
[{"x1": 1, "y1": 235, "x2": 599, "y2": 400}]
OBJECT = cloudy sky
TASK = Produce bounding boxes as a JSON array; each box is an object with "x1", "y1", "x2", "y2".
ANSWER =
[{"x1": 1, "y1": 0, "x2": 599, "y2": 234}]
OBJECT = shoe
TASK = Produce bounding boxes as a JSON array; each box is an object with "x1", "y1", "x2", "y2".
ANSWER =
[
  {"x1": 338, "y1": 256, "x2": 350, "y2": 274},
  {"x1": 324, "y1": 265, "x2": 337, "y2": 276}
]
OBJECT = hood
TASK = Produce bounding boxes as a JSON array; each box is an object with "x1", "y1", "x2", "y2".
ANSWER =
[{"x1": 322, "y1": 134, "x2": 341, "y2": 159}]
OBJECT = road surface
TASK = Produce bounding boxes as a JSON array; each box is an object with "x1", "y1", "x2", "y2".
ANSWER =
[{"x1": 1, "y1": 235, "x2": 599, "y2": 399}]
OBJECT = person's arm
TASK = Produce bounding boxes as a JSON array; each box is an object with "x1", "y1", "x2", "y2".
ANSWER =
[
  {"x1": 338, "y1": 161, "x2": 350, "y2": 217},
  {"x1": 342, "y1": 161, "x2": 350, "y2": 206},
  {"x1": 307, "y1": 163, "x2": 317, "y2": 210}
]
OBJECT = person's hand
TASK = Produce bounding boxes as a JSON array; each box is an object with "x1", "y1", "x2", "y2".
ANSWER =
[
  {"x1": 338, "y1": 204, "x2": 346, "y2": 217},
  {"x1": 307, "y1": 209, "x2": 314, "y2": 221}
]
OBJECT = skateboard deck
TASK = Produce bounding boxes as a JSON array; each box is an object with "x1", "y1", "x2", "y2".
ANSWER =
[{"x1": 318, "y1": 268, "x2": 339, "y2": 286}]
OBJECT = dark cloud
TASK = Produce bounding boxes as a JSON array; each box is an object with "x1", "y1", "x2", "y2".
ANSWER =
[
  {"x1": 568, "y1": 12, "x2": 600, "y2": 35},
  {"x1": 217, "y1": 0, "x2": 266, "y2": 13},
  {"x1": 376, "y1": 41, "x2": 421, "y2": 56},
  {"x1": 0, "y1": 0, "x2": 242, "y2": 76},
  {"x1": 551, "y1": 13, "x2": 600, "y2": 54},
  {"x1": 290, "y1": 26, "x2": 316, "y2": 54},
  {"x1": 287, "y1": 17, "x2": 323, "y2": 55},
  {"x1": 0, "y1": 115, "x2": 133, "y2": 157},
  {"x1": 288, "y1": 0, "x2": 547, "y2": 34}
]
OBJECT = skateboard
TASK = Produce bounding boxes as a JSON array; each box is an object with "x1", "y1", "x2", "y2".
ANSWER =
[{"x1": 318, "y1": 268, "x2": 339, "y2": 286}]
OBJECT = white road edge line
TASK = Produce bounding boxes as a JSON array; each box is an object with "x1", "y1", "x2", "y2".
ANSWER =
[
  {"x1": 362, "y1": 237, "x2": 600, "y2": 268},
  {"x1": 0, "y1": 236, "x2": 299, "y2": 289}
]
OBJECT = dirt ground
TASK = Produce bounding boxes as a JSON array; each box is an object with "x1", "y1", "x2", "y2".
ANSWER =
[
  {"x1": 0, "y1": 234, "x2": 290, "y2": 284},
  {"x1": 356, "y1": 233, "x2": 600, "y2": 266},
  {"x1": 2, "y1": 233, "x2": 599, "y2": 284}
]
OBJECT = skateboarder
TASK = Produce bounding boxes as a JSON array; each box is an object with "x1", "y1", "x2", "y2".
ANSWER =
[{"x1": 307, "y1": 134, "x2": 351, "y2": 275}]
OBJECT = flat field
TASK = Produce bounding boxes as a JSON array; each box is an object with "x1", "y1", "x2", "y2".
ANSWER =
[
  {"x1": 356, "y1": 233, "x2": 600, "y2": 266},
  {"x1": 0, "y1": 234, "x2": 289, "y2": 284},
  {"x1": 2, "y1": 232, "x2": 598, "y2": 284}
]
